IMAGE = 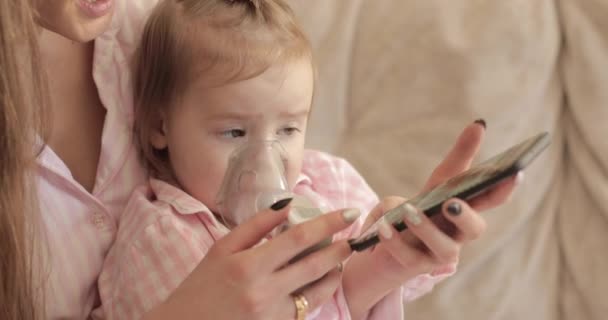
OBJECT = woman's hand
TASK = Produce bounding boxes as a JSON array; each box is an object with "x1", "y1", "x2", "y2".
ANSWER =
[
  {"x1": 144, "y1": 204, "x2": 360, "y2": 320},
  {"x1": 342, "y1": 121, "x2": 521, "y2": 319}
]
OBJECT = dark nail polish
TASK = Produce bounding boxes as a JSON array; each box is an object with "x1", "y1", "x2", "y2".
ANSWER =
[
  {"x1": 447, "y1": 202, "x2": 462, "y2": 216},
  {"x1": 474, "y1": 119, "x2": 487, "y2": 129},
  {"x1": 270, "y1": 198, "x2": 293, "y2": 211}
]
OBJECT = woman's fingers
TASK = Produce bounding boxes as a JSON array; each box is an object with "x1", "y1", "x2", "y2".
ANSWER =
[
  {"x1": 377, "y1": 201, "x2": 486, "y2": 266},
  {"x1": 297, "y1": 267, "x2": 342, "y2": 310},
  {"x1": 395, "y1": 204, "x2": 460, "y2": 264},
  {"x1": 375, "y1": 218, "x2": 432, "y2": 275},
  {"x1": 275, "y1": 239, "x2": 351, "y2": 293},
  {"x1": 257, "y1": 208, "x2": 360, "y2": 270},
  {"x1": 375, "y1": 202, "x2": 458, "y2": 266},
  {"x1": 423, "y1": 121, "x2": 486, "y2": 191},
  {"x1": 441, "y1": 199, "x2": 487, "y2": 242},
  {"x1": 360, "y1": 196, "x2": 406, "y2": 231},
  {"x1": 468, "y1": 172, "x2": 522, "y2": 211},
  {"x1": 276, "y1": 268, "x2": 343, "y2": 320},
  {"x1": 213, "y1": 203, "x2": 291, "y2": 255}
]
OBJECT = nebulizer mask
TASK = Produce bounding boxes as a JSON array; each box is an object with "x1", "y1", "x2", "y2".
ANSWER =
[{"x1": 216, "y1": 140, "x2": 331, "y2": 253}]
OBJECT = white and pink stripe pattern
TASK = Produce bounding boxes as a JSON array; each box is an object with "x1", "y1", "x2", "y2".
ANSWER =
[
  {"x1": 35, "y1": 1, "x2": 152, "y2": 318},
  {"x1": 36, "y1": 1, "x2": 452, "y2": 318},
  {"x1": 98, "y1": 150, "x2": 452, "y2": 320}
]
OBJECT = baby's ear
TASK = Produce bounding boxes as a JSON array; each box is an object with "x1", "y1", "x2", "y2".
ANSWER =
[{"x1": 150, "y1": 112, "x2": 168, "y2": 150}]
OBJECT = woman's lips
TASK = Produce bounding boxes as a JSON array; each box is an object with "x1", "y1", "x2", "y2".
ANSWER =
[{"x1": 76, "y1": 0, "x2": 114, "y2": 19}]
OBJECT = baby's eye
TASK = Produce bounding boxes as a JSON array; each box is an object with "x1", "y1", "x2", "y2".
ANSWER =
[
  {"x1": 220, "y1": 129, "x2": 246, "y2": 139},
  {"x1": 278, "y1": 127, "x2": 301, "y2": 136}
]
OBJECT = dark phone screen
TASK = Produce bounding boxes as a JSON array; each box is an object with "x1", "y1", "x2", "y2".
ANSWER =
[
  {"x1": 409, "y1": 133, "x2": 544, "y2": 212},
  {"x1": 350, "y1": 132, "x2": 550, "y2": 251}
]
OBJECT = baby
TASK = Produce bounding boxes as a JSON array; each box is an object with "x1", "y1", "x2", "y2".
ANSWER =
[{"x1": 98, "y1": 0, "x2": 457, "y2": 319}]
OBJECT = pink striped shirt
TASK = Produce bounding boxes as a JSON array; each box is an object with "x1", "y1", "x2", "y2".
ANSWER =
[
  {"x1": 98, "y1": 150, "x2": 453, "y2": 320},
  {"x1": 36, "y1": 1, "x2": 150, "y2": 318},
  {"x1": 36, "y1": 1, "x2": 451, "y2": 318}
]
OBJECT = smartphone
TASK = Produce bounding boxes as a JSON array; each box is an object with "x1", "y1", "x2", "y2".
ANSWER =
[{"x1": 348, "y1": 131, "x2": 551, "y2": 252}]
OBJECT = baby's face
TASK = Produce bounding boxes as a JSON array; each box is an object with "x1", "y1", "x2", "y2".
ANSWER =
[{"x1": 152, "y1": 59, "x2": 314, "y2": 214}]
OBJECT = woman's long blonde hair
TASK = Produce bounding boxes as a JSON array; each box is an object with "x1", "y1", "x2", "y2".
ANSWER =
[{"x1": 0, "y1": 0, "x2": 47, "y2": 319}]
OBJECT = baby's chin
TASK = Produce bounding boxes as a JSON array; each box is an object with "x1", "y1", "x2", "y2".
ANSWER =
[
  {"x1": 213, "y1": 210, "x2": 269, "y2": 230},
  {"x1": 212, "y1": 211, "x2": 236, "y2": 228}
]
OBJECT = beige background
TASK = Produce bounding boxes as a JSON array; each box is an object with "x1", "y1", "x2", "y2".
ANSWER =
[{"x1": 289, "y1": 1, "x2": 608, "y2": 319}]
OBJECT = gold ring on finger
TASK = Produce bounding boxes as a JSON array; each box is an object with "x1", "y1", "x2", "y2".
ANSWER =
[{"x1": 292, "y1": 293, "x2": 309, "y2": 320}]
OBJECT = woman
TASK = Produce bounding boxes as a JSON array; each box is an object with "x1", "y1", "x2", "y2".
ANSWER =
[{"x1": 2, "y1": 0, "x2": 516, "y2": 318}]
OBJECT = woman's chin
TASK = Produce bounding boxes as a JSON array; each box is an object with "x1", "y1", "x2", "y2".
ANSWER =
[
  {"x1": 40, "y1": 16, "x2": 112, "y2": 42},
  {"x1": 73, "y1": 17, "x2": 113, "y2": 42},
  {"x1": 36, "y1": 1, "x2": 115, "y2": 43}
]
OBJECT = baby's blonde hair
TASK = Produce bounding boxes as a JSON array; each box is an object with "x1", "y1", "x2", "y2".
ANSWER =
[{"x1": 133, "y1": 0, "x2": 312, "y2": 180}]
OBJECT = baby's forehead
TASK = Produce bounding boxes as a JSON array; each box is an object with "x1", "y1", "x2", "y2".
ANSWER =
[
  {"x1": 177, "y1": 62, "x2": 313, "y2": 118},
  {"x1": 183, "y1": 55, "x2": 314, "y2": 94},
  {"x1": 180, "y1": 34, "x2": 313, "y2": 85}
]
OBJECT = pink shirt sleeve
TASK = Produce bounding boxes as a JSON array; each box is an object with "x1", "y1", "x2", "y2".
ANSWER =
[
  {"x1": 298, "y1": 151, "x2": 456, "y2": 320},
  {"x1": 99, "y1": 213, "x2": 208, "y2": 320}
]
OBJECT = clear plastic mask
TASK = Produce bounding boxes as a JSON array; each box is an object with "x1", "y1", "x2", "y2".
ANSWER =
[{"x1": 215, "y1": 140, "x2": 294, "y2": 229}]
